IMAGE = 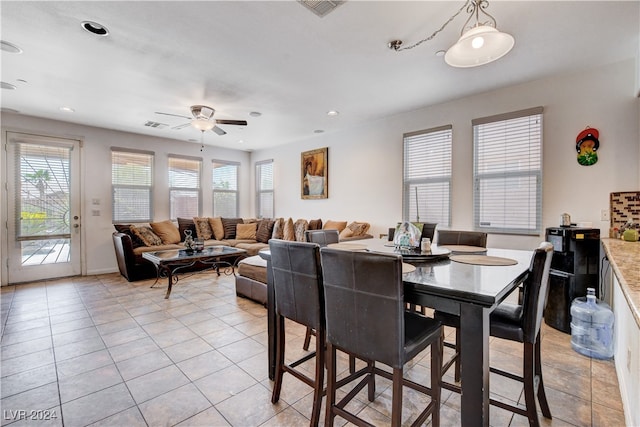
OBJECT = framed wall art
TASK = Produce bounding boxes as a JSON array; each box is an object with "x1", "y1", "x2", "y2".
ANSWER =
[{"x1": 301, "y1": 147, "x2": 328, "y2": 199}]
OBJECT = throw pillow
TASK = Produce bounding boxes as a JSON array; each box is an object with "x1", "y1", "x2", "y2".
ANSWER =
[
  {"x1": 193, "y1": 217, "x2": 213, "y2": 240},
  {"x1": 308, "y1": 218, "x2": 323, "y2": 230},
  {"x1": 208, "y1": 216, "x2": 224, "y2": 240},
  {"x1": 256, "y1": 219, "x2": 275, "y2": 243},
  {"x1": 339, "y1": 228, "x2": 355, "y2": 239},
  {"x1": 243, "y1": 218, "x2": 259, "y2": 224},
  {"x1": 323, "y1": 220, "x2": 348, "y2": 232},
  {"x1": 221, "y1": 217, "x2": 244, "y2": 239},
  {"x1": 130, "y1": 225, "x2": 162, "y2": 246},
  {"x1": 346, "y1": 221, "x2": 370, "y2": 237},
  {"x1": 177, "y1": 217, "x2": 196, "y2": 241},
  {"x1": 114, "y1": 224, "x2": 145, "y2": 248},
  {"x1": 293, "y1": 219, "x2": 309, "y2": 242},
  {"x1": 272, "y1": 218, "x2": 284, "y2": 240},
  {"x1": 150, "y1": 220, "x2": 181, "y2": 244},
  {"x1": 283, "y1": 218, "x2": 296, "y2": 241},
  {"x1": 236, "y1": 222, "x2": 257, "y2": 240}
]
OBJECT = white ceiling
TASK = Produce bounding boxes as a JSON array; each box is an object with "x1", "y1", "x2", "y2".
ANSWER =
[{"x1": 1, "y1": 1, "x2": 638, "y2": 151}]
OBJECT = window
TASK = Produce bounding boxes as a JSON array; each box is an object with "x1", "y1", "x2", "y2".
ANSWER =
[
  {"x1": 212, "y1": 160, "x2": 239, "y2": 217},
  {"x1": 473, "y1": 107, "x2": 543, "y2": 235},
  {"x1": 112, "y1": 149, "x2": 153, "y2": 223},
  {"x1": 403, "y1": 125, "x2": 452, "y2": 227},
  {"x1": 168, "y1": 155, "x2": 201, "y2": 219},
  {"x1": 256, "y1": 160, "x2": 274, "y2": 219}
]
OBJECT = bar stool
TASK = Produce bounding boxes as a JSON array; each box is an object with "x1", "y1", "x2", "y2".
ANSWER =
[{"x1": 320, "y1": 248, "x2": 443, "y2": 427}]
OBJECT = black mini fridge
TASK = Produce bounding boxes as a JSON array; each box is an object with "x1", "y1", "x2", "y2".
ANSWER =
[{"x1": 544, "y1": 227, "x2": 600, "y2": 333}]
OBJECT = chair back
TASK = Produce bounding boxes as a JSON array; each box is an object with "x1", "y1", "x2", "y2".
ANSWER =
[
  {"x1": 437, "y1": 230, "x2": 487, "y2": 247},
  {"x1": 388, "y1": 222, "x2": 437, "y2": 242},
  {"x1": 320, "y1": 247, "x2": 406, "y2": 368},
  {"x1": 304, "y1": 229, "x2": 339, "y2": 247},
  {"x1": 269, "y1": 239, "x2": 324, "y2": 330},
  {"x1": 521, "y1": 242, "x2": 554, "y2": 342}
]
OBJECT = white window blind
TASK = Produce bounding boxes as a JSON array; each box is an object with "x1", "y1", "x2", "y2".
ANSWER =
[
  {"x1": 112, "y1": 149, "x2": 153, "y2": 223},
  {"x1": 403, "y1": 125, "x2": 452, "y2": 227},
  {"x1": 212, "y1": 160, "x2": 239, "y2": 217},
  {"x1": 256, "y1": 160, "x2": 274, "y2": 219},
  {"x1": 473, "y1": 107, "x2": 543, "y2": 235},
  {"x1": 169, "y1": 155, "x2": 201, "y2": 220}
]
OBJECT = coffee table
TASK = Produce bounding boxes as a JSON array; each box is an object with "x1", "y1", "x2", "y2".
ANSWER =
[{"x1": 142, "y1": 246, "x2": 247, "y2": 298}]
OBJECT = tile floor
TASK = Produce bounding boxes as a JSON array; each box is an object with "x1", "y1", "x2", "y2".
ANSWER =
[{"x1": 0, "y1": 271, "x2": 626, "y2": 427}]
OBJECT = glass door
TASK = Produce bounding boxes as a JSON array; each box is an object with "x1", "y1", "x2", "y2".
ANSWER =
[{"x1": 6, "y1": 132, "x2": 81, "y2": 283}]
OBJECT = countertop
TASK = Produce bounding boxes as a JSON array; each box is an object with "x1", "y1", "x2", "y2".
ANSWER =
[{"x1": 601, "y1": 238, "x2": 640, "y2": 327}]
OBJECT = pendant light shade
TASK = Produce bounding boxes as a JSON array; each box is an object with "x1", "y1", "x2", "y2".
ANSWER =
[{"x1": 445, "y1": 25, "x2": 514, "y2": 68}]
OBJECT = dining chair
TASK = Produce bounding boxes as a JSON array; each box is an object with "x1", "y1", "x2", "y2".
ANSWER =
[
  {"x1": 435, "y1": 242, "x2": 554, "y2": 426},
  {"x1": 269, "y1": 239, "x2": 326, "y2": 426},
  {"x1": 320, "y1": 247, "x2": 443, "y2": 427},
  {"x1": 433, "y1": 229, "x2": 488, "y2": 381}
]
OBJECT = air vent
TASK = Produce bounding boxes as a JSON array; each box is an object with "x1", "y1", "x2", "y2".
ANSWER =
[
  {"x1": 297, "y1": 0, "x2": 345, "y2": 17},
  {"x1": 144, "y1": 121, "x2": 168, "y2": 129}
]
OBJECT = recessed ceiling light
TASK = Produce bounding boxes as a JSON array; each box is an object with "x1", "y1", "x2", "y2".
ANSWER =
[
  {"x1": 0, "y1": 40, "x2": 22, "y2": 54},
  {"x1": 327, "y1": 110, "x2": 339, "y2": 116},
  {"x1": 435, "y1": 50, "x2": 446, "y2": 57},
  {"x1": 81, "y1": 21, "x2": 109, "y2": 36},
  {"x1": 249, "y1": 112, "x2": 262, "y2": 117},
  {"x1": 1, "y1": 82, "x2": 16, "y2": 90},
  {"x1": 59, "y1": 106, "x2": 75, "y2": 113},
  {"x1": 314, "y1": 129, "x2": 324, "y2": 134},
  {"x1": 16, "y1": 79, "x2": 27, "y2": 84},
  {"x1": 237, "y1": 140, "x2": 244, "y2": 144}
]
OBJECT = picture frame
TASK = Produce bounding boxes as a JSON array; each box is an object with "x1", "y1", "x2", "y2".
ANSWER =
[{"x1": 301, "y1": 147, "x2": 328, "y2": 199}]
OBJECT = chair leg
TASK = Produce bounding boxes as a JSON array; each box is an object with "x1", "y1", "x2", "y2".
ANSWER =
[
  {"x1": 367, "y1": 360, "x2": 376, "y2": 402},
  {"x1": 523, "y1": 342, "x2": 541, "y2": 427},
  {"x1": 325, "y1": 343, "x2": 337, "y2": 427},
  {"x1": 310, "y1": 329, "x2": 325, "y2": 427},
  {"x1": 454, "y1": 327, "x2": 461, "y2": 382},
  {"x1": 271, "y1": 314, "x2": 286, "y2": 403},
  {"x1": 430, "y1": 329, "x2": 443, "y2": 427},
  {"x1": 303, "y1": 326, "x2": 313, "y2": 351},
  {"x1": 534, "y1": 337, "x2": 552, "y2": 419},
  {"x1": 391, "y1": 368, "x2": 403, "y2": 427}
]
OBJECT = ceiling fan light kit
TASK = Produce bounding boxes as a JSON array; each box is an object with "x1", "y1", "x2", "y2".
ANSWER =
[
  {"x1": 389, "y1": 0, "x2": 514, "y2": 68},
  {"x1": 191, "y1": 118, "x2": 215, "y2": 131}
]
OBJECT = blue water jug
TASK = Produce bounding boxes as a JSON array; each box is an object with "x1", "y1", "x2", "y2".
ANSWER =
[{"x1": 570, "y1": 288, "x2": 614, "y2": 359}]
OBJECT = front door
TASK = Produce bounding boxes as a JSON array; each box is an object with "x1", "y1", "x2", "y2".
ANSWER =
[{"x1": 5, "y1": 132, "x2": 81, "y2": 283}]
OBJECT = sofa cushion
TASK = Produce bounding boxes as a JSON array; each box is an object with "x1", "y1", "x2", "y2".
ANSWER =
[
  {"x1": 234, "y1": 242, "x2": 269, "y2": 256},
  {"x1": 256, "y1": 219, "x2": 275, "y2": 243},
  {"x1": 308, "y1": 218, "x2": 323, "y2": 230},
  {"x1": 150, "y1": 220, "x2": 181, "y2": 244},
  {"x1": 347, "y1": 221, "x2": 370, "y2": 236},
  {"x1": 177, "y1": 217, "x2": 197, "y2": 241},
  {"x1": 130, "y1": 225, "x2": 163, "y2": 246},
  {"x1": 294, "y1": 219, "x2": 309, "y2": 242},
  {"x1": 222, "y1": 217, "x2": 244, "y2": 239},
  {"x1": 323, "y1": 220, "x2": 347, "y2": 232},
  {"x1": 208, "y1": 216, "x2": 225, "y2": 240},
  {"x1": 193, "y1": 217, "x2": 213, "y2": 240},
  {"x1": 237, "y1": 222, "x2": 257, "y2": 240},
  {"x1": 283, "y1": 218, "x2": 296, "y2": 241},
  {"x1": 272, "y1": 218, "x2": 285, "y2": 239}
]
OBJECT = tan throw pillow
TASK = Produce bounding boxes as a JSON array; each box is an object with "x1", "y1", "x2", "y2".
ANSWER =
[
  {"x1": 283, "y1": 218, "x2": 296, "y2": 241},
  {"x1": 208, "y1": 216, "x2": 224, "y2": 240},
  {"x1": 130, "y1": 225, "x2": 162, "y2": 246},
  {"x1": 347, "y1": 221, "x2": 370, "y2": 237},
  {"x1": 193, "y1": 217, "x2": 213, "y2": 240},
  {"x1": 294, "y1": 219, "x2": 309, "y2": 242},
  {"x1": 339, "y1": 228, "x2": 354, "y2": 239},
  {"x1": 272, "y1": 218, "x2": 284, "y2": 240},
  {"x1": 236, "y1": 222, "x2": 257, "y2": 240},
  {"x1": 150, "y1": 220, "x2": 181, "y2": 244},
  {"x1": 323, "y1": 220, "x2": 348, "y2": 232}
]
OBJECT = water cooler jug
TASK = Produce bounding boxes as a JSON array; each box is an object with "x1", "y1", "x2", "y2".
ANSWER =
[{"x1": 570, "y1": 288, "x2": 614, "y2": 359}]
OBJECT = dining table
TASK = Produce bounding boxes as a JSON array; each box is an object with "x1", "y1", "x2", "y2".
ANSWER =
[{"x1": 259, "y1": 239, "x2": 533, "y2": 427}]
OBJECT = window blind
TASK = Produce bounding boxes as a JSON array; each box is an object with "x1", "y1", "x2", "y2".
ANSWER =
[
  {"x1": 212, "y1": 160, "x2": 239, "y2": 217},
  {"x1": 111, "y1": 149, "x2": 153, "y2": 222},
  {"x1": 402, "y1": 125, "x2": 452, "y2": 227},
  {"x1": 473, "y1": 107, "x2": 543, "y2": 234},
  {"x1": 169, "y1": 155, "x2": 201, "y2": 220},
  {"x1": 256, "y1": 160, "x2": 274, "y2": 219}
]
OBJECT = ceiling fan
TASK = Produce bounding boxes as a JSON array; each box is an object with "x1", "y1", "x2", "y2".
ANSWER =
[{"x1": 155, "y1": 105, "x2": 247, "y2": 136}]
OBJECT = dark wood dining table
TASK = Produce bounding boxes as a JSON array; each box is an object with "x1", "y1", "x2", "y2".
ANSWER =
[{"x1": 259, "y1": 241, "x2": 532, "y2": 427}]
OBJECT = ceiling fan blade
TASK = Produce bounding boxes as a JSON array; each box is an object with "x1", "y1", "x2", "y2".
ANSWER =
[
  {"x1": 215, "y1": 119, "x2": 248, "y2": 126},
  {"x1": 171, "y1": 122, "x2": 191, "y2": 130},
  {"x1": 212, "y1": 126, "x2": 227, "y2": 136},
  {"x1": 155, "y1": 111, "x2": 191, "y2": 120}
]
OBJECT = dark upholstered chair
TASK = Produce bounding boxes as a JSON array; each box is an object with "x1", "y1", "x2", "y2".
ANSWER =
[
  {"x1": 320, "y1": 248, "x2": 443, "y2": 427},
  {"x1": 305, "y1": 229, "x2": 339, "y2": 246},
  {"x1": 433, "y1": 229, "x2": 488, "y2": 381},
  {"x1": 269, "y1": 239, "x2": 326, "y2": 426},
  {"x1": 436, "y1": 229, "x2": 487, "y2": 247},
  {"x1": 435, "y1": 242, "x2": 554, "y2": 427}
]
